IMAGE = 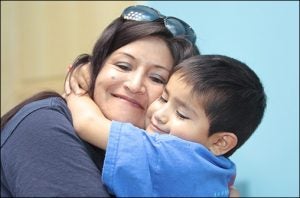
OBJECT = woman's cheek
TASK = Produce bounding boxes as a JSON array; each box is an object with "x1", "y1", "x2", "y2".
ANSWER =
[
  {"x1": 145, "y1": 98, "x2": 162, "y2": 129},
  {"x1": 148, "y1": 86, "x2": 164, "y2": 105},
  {"x1": 145, "y1": 106, "x2": 153, "y2": 129}
]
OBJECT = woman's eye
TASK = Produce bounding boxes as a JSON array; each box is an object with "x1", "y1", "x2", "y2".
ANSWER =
[
  {"x1": 176, "y1": 111, "x2": 189, "y2": 120},
  {"x1": 115, "y1": 62, "x2": 131, "y2": 71},
  {"x1": 150, "y1": 75, "x2": 166, "y2": 84}
]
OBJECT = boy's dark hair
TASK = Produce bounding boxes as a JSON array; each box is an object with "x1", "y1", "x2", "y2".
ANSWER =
[{"x1": 175, "y1": 55, "x2": 267, "y2": 157}]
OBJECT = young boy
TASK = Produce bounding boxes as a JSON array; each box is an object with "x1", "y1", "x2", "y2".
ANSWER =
[{"x1": 67, "y1": 55, "x2": 266, "y2": 197}]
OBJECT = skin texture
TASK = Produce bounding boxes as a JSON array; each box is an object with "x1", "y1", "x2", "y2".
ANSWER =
[
  {"x1": 145, "y1": 73, "x2": 211, "y2": 145},
  {"x1": 68, "y1": 71, "x2": 237, "y2": 156},
  {"x1": 145, "y1": 73, "x2": 237, "y2": 156},
  {"x1": 65, "y1": 38, "x2": 240, "y2": 197},
  {"x1": 93, "y1": 36, "x2": 174, "y2": 128}
]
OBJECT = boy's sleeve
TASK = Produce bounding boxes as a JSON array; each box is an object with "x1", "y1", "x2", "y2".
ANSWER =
[
  {"x1": 102, "y1": 121, "x2": 236, "y2": 197},
  {"x1": 1, "y1": 107, "x2": 110, "y2": 197},
  {"x1": 102, "y1": 121, "x2": 156, "y2": 196}
]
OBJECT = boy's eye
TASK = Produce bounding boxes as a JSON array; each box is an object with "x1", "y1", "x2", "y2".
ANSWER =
[
  {"x1": 158, "y1": 95, "x2": 167, "y2": 103},
  {"x1": 176, "y1": 111, "x2": 189, "y2": 120},
  {"x1": 115, "y1": 62, "x2": 131, "y2": 71}
]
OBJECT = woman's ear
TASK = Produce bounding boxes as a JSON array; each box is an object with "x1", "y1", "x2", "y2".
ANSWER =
[{"x1": 207, "y1": 132, "x2": 238, "y2": 156}]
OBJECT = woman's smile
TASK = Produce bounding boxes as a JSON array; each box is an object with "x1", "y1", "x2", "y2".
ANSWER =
[
  {"x1": 111, "y1": 93, "x2": 145, "y2": 110},
  {"x1": 93, "y1": 36, "x2": 173, "y2": 128}
]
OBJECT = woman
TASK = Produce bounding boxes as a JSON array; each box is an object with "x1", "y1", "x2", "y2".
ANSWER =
[{"x1": 1, "y1": 5, "x2": 199, "y2": 197}]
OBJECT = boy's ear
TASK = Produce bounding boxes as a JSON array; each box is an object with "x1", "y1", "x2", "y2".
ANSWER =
[{"x1": 207, "y1": 132, "x2": 238, "y2": 156}]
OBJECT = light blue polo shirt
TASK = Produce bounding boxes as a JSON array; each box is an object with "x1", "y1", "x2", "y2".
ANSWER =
[{"x1": 102, "y1": 121, "x2": 236, "y2": 197}]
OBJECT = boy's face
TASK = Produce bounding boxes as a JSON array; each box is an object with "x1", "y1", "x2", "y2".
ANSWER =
[{"x1": 145, "y1": 73, "x2": 211, "y2": 147}]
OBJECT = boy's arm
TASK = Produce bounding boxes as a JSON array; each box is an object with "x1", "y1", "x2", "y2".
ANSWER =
[{"x1": 66, "y1": 93, "x2": 111, "y2": 149}]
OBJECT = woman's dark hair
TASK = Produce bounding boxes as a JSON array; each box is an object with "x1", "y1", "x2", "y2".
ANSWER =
[{"x1": 1, "y1": 17, "x2": 199, "y2": 130}]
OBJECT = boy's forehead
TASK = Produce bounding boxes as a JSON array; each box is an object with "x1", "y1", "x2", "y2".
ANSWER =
[
  {"x1": 166, "y1": 73, "x2": 207, "y2": 120},
  {"x1": 167, "y1": 74, "x2": 198, "y2": 103},
  {"x1": 168, "y1": 72, "x2": 184, "y2": 83},
  {"x1": 168, "y1": 72, "x2": 193, "y2": 93},
  {"x1": 169, "y1": 71, "x2": 206, "y2": 101}
]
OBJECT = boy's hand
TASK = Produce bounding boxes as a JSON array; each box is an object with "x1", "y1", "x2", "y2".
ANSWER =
[
  {"x1": 229, "y1": 186, "x2": 240, "y2": 197},
  {"x1": 64, "y1": 63, "x2": 91, "y2": 95}
]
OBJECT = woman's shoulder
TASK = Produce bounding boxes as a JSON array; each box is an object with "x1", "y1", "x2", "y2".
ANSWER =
[
  {"x1": 48, "y1": 96, "x2": 71, "y2": 120},
  {"x1": 1, "y1": 96, "x2": 72, "y2": 147},
  {"x1": 29, "y1": 96, "x2": 69, "y2": 116},
  {"x1": 20, "y1": 96, "x2": 70, "y2": 121}
]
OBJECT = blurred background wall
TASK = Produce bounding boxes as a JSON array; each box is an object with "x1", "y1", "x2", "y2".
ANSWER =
[
  {"x1": 1, "y1": 1, "x2": 299, "y2": 197},
  {"x1": 1, "y1": 1, "x2": 136, "y2": 115}
]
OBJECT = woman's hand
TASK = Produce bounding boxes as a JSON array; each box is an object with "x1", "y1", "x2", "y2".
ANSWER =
[{"x1": 64, "y1": 63, "x2": 91, "y2": 95}]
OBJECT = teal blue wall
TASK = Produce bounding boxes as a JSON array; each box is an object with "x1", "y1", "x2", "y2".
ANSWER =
[{"x1": 147, "y1": 1, "x2": 299, "y2": 197}]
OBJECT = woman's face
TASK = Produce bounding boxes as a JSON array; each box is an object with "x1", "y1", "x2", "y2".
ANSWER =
[{"x1": 94, "y1": 36, "x2": 174, "y2": 128}]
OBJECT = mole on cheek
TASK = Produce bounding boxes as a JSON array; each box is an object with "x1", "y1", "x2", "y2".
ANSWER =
[{"x1": 111, "y1": 76, "x2": 115, "y2": 80}]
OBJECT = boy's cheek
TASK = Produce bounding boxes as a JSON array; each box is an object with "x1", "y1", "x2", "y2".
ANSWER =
[{"x1": 145, "y1": 99, "x2": 160, "y2": 129}]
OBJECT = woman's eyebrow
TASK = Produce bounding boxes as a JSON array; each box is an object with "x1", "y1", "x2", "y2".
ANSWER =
[
  {"x1": 114, "y1": 52, "x2": 135, "y2": 60},
  {"x1": 115, "y1": 52, "x2": 171, "y2": 72}
]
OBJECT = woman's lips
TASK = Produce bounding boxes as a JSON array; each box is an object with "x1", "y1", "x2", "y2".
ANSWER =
[{"x1": 112, "y1": 93, "x2": 144, "y2": 110}]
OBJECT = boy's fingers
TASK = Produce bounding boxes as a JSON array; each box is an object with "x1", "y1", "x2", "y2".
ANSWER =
[
  {"x1": 70, "y1": 75, "x2": 86, "y2": 95},
  {"x1": 64, "y1": 73, "x2": 71, "y2": 95},
  {"x1": 78, "y1": 76, "x2": 89, "y2": 92},
  {"x1": 82, "y1": 64, "x2": 92, "y2": 90},
  {"x1": 75, "y1": 63, "x2": 91, "y2": 92},
  {"x1": 229, "y1": 186, "x2": 240, "y2": 197},
  {"x1": 61, "y1": 92, "x2": 67, "y2": 99}
]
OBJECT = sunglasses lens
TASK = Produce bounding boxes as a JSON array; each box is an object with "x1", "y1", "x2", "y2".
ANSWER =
[
  {"x1": 122, "y1": 5, "x2": 160, "y2": 21},
  {"x1": 166, "y1": 17, "x2": 196, "y2": 44},
  {"x1": 122, "y1": 6, "x2": 196, "y2": 44}
]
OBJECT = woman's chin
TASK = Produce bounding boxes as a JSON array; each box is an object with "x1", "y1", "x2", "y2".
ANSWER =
[{"x1": 106, "y1": 111, "x2": 145, "y2": 129}]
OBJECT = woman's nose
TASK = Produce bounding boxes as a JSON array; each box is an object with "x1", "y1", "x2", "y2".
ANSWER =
[{"x1": 124, "y1": 74, "x2": 146, "y2": 94}]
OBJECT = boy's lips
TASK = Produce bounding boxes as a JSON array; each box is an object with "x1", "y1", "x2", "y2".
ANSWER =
[
  {"x1": 112, "y1": 93, "x2": 145, "y2": 110},
  {"x1": 149, "y1": 121, "x2": 168, "y2": 134}
]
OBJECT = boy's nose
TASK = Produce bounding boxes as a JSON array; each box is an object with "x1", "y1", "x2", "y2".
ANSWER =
[{"x1": 154, "y1": 113, "x2": 167, "y2": 124}]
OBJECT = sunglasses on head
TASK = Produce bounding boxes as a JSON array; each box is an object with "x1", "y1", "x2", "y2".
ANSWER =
[{"x1": 121, "y1": 5, "x2": 196, "y2": 44}]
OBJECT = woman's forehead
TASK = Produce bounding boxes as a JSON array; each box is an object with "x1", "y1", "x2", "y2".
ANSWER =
[{"x1": 111, "y1": 36, "x2": 174, "y2": 68}]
